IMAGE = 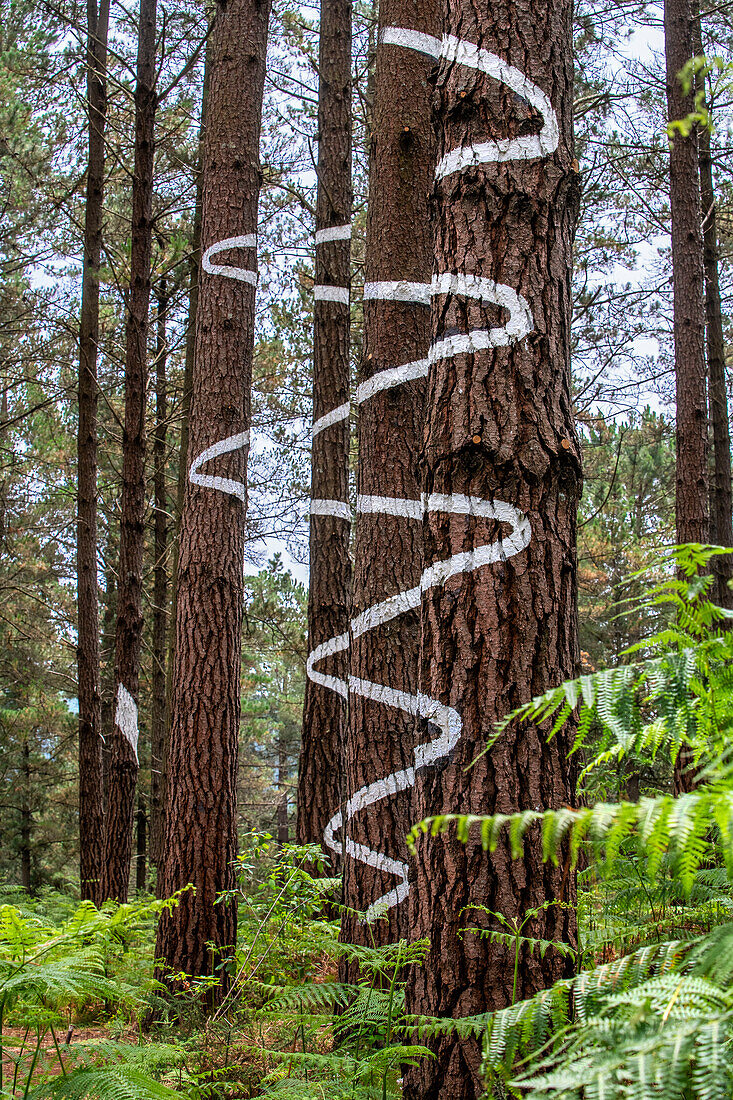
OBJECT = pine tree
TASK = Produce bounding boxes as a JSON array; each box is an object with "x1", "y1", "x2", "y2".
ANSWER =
[
  {"x1": 77, "y1": 0, "x2": 110, "y2": 906},
  {"x1": 666, "y1": 0, "x2": 707, "y2": 551},
  {"x1": 156, "y1": 0, "x2": 271, "y2": 989},
  {"x1": 341, "y1": 0, "x2": 439, "y2": 948},
  {"x1": 102, "y1": 0, "x2": 159, "y2": 902},
  {"x1": 404, "y1": 2, "x2": 581, "y2": 1094},
  {"x1": 296, "y1": 0, "x2": 352, "y2": 863}
]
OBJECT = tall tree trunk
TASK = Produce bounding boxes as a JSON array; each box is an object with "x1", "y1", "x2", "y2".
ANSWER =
[
  {"x1": 340, "y1": 0, "x2": 438, "y2": 950},
  {"x1": 404, "y1": 4, "x2": 581, "y2": 1095},
  {"x1": 277, "y1": 723, "x2": 289, "y2": 845},
  {"x1": 20, "y1": 738, "x2": 31, "y2": 893},
  {"x1": 692, "y1": 13, "x2": 733, "y2": 604},
  {"x1": 296, "y1": 0, "x2": 352, "y2": 864},
  {"x1": 77, "y1": 0, "x2": 110, "y2": 907},
  {"x1": 159, "y1": 49, "x2": 210, "y2": 898},
  {"x1": 667, "y1": 0, "x2": 708, "y2": 550},
  {"x1": 156, "y1": 0, "x2": 270, "y2": 990},
  {"x1": 666, "y1": 0, "x2": 707, "y2": 798},
  {"x1": 102, "y1": 0, "x2": 158, "y2": 901},
  {"x1": 150, "y1": 280, "x2": 169, "y2": 867},
  {"x1": 136, "y1": 791, "x2": 147, "y2": 891}
]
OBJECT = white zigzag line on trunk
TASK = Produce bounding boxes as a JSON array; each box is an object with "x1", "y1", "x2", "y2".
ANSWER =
[
  {"x1": 379, "y1": 26, "x2": 559, "y2": 179},
  {"x1": 309, "y1": 24, "x2": 548, "y2": 921},
  {"x1": 189, "y1": 431, "x2": 250, "y2": 503},
  {"x1": 202, "y1": 234, "x2": 258, "y2": 284}
]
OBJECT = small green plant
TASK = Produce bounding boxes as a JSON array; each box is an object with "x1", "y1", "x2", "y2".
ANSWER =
[{"x1": 0, "y1": 893, "x2": 187, "y2": 1100}]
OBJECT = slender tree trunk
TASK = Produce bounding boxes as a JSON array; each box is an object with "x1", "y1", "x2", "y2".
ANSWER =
[
  {"x1": 20, "y1": 739, "x2": 31, "y2": 893},
  {"x1": 296, "y1": 0, "x2": 352, "y2": 863},
  {"x1": 156, "y1": 0, "x2": 270, "y2": 990},
  {"x1": 667, "y1": 0, "x2": 707, "y2": 798},
  {"x1": 102, "y1": 0, "x2": 158, "y2": 901},
  {"x1": 136, "y1": 792, "x2": 147, "y2": 891},
  {"x1": 692, "y1": 13, "x2": 733, "y2": 604},
  {"x1": 667, "y1": 0, "x2": 708, "y2": 550},
  {"x1": 78, "y1": 0, "x2": 110, "y2": 907},
  {"x1": 278, "y1": 724, "x2": 289, "y2": 845},
  {"x1": 404, "y1": 2, "x2": 581, "y2": 1094},
  {"x1": 150, "y1": 280, "x2": 169, "y2": 867},
  {"x1": 100, "y1": 527, "x2": 117, "y2": 802},
  {"x1": 341, "y1": 0, "x2": 439, "y2": 950}
]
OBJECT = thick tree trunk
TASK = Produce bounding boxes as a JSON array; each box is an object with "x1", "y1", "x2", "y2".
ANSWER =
[
  {"x1": 404, "y1": 2, "x2": 581, "y2": 1095},
  {"x1": 149, "y1": 280, "x2": 169, "y2": 868},
  {"x1": 155, "y1": 0, "x2": 270, "y2": 990},
  {"x1": 296, "y1": 0, "x2": 352, "y2": 863},
  {"x1": 340, "y1": 0, "x2": 439, "y2": 951},
  {"x1": 102, "y1": 0, "x2": 158, "y2": 901},
  {"x1": 692, "y1": 15, "x2": 733, "y2": 604},
  {"x1": 159, "y1": 50, "x2": 210, "y2": 898},
  {"x1": 78, "y1": 0, "x2": 110, "y2": 907}
]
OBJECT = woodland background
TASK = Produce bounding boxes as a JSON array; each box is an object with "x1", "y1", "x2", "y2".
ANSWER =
[{"x1": 1, "y1": 0, "x2": 733, "y2": 1097}]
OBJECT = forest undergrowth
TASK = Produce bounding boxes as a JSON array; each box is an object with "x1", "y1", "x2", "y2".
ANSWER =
[{"x1": 3, "y1": 545, "x2": 733, "y2": 1100}]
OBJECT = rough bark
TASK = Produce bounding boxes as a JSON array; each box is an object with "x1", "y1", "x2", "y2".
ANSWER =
[
  {"x1": 341, "y1": 0, "x2": 439, "y2": 952},
  {"x1": 20, "y1": 739, "x2": 31, "y2": 893},
  {"x1": 136, "y1": 791, "x2": 147, "y2": 892},
  {"x1": 666, "y1": 0, "x2": 707, "y2": 798},
  {"x1": 149, "y1": 280, "x2": 169, "y2": 867},
  {"x1": 156, "y1": 0, "x2": 270, "y2": 989},
  {"x1": 296, "y1": 0, "x2": 352, "y2": 862},
  {"x1": 102, "y1": 0, "x2": 158, "y2": 902},
  {"x1": 666, "y1": 0, "x2": 708, "y2": 550},
  {"x1": 692, "y1": 14, "x2": 733, "y2": 604},
  {"x1": 278, "y1": 725, "x2": 289, "y2": 845},
  {"x1": 159, "y1": 48, "x2": 210, "y2": 898},
  {"x1": 404, "y1": 0, "x2": 581, "y2": 1093},
  {"x1": 77, "y1": 0, "x2": 110, "y2": 906}
]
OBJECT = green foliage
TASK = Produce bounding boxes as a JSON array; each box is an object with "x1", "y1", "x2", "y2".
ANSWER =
[
  {"x1": 407, "y1": 546, "x2": 733, "y2": 1100},
  {"x1": 0, "y1": 894, "x2": 188, "y2": 1100}
]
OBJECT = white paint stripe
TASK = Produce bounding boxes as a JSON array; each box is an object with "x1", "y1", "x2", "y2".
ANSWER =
[
  {"x1": 363, "y1": 281, "x2": 431, "y2": 305},
  {"x1": 311, "y1": 24, "x2": 548, "y2": 920},
  {"x1": 202, "y1": 234, "x2": 258, "y2": 283},
  {"x1": 189, "y1": 430, "x2": 250, "y2": 503},
  {"x1": 380, "y1": 25, "x2": 442, "y2": 59},
  {"x1": 307, "y1": 633, "x2": 349, "y2": 704},
  {"x1": 115, "y1": 683, "x2": 139, "y2": 764},
  {"x1": 314, "y1": 285, "x2": 350, "y2": 304},
  {"x1": 436, "y1": 35, "x2": 559, "y2": 179},
  {"x1": 315, "y1": 224, "x2": 352, "y2": 244},
  {"x1": 311, "y1": 499, "x2": 351, "y2": 520},
  {"x1": 357, "y1": 495, "x2": 423, "y2": 520},
  {"x1": 355, "y1": 358, "x2": 429, "y2": 405},
  {"x1": 312, "y1": 402, "x2": 350, "y2": 439},
  {"x1": 430, "y1": 273, "x2": 534, "y2": 357}
]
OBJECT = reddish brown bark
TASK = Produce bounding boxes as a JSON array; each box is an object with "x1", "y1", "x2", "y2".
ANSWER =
[
  {"x1": 149, "y1": 280, "x2": 169, "y2": 868},
  {"x1": 341, "y1": 0, "x2": 439, "y2": 951},
  {"x1": 296, "y1": 0, "x2": 352, "y2": 861},
  {"x1": 155, "y1": 0, "x2": 270, "y2": 989},
  {"x1": 77, "y1": 0, "x2": 110, "y2": 906},
  {"x1": 102, "y1": 0, "x2": 158, "y2": 902},
  {"x1": 404, "y1": 0, "x2": 581, "y2": 1094},
  {"x1": 666, "y1": 0, "x2": 707, "y2": 549},
  {"x1": 666, "y1": 0, "x2": 707, "y2": 798},
  {"x1": 692, "y1": 14, "x2": 733, "y2": 604},
  {"x1": 158, "y1": 46, "x2": 210, "y2": 895}
]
